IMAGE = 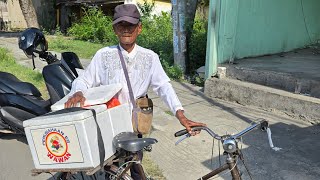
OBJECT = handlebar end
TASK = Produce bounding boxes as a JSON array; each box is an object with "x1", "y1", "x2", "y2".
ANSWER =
[{"x1": 260, "y1": 120, "x2": 269, "y2": 131}]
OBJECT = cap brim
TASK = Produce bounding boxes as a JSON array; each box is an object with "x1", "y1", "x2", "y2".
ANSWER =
[{"x1": 112, "y1": 16, "x2": 140, "y2": 25}]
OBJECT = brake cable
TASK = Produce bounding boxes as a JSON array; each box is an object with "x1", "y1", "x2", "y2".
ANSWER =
[
  {"x1": 239, "y1": 150, "x2": 253, "y2": 180},
  {"x1": 211, "y1": 137, "x2": 214, "y2": 169},
  {"x1": 32, "y1": 55, "x2": 36, "y2": 70}
]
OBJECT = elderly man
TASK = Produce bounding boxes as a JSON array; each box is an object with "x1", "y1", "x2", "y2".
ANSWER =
[{"x1": 65, "y1": 3, "x2": 205, "y2": 179}]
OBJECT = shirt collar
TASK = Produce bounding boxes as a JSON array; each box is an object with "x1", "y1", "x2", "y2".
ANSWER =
[{"x1": 118, "y1": 44, "x2": 138, "y2": 61}]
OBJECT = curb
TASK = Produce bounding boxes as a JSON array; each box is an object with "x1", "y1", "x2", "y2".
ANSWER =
[
  {"x1": 204, "y1": 77, "x2": 320, "y2": 124},
  {"x1": 224, "y1": 65, "x2": 320, "y2": 98}
]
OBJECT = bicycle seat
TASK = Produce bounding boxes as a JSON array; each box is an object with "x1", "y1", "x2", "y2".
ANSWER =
[{"x1": 113, "y1": 132, "x2": 158, "y2": 152}]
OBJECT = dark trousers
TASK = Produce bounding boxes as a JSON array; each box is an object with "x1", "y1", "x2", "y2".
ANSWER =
[
  {"x1": 130, "y1": 150, "x2": 144, "y2": 180},
  {"x1": 130, "y1": 134, "x2": 143, "y2": 180}
]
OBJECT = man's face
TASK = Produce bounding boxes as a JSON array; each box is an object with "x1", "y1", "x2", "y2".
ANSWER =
[{"x1": 113, "y1": 21, "x2": 142, "y2": 45}]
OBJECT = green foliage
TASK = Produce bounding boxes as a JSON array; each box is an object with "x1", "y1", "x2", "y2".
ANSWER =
[
  {"x1": 47, "y1": 36, "x2": 104, "y2": 59},
  {"x1": 188, "y1": 17, "x2": 208, "y2": 74},
  {"x1": 0, "y1": 48, "x2": 15, "y2": 63},
  {"x1": 191, "y1": 74, "x2": 205, "y2": 87},
  {"x1": 59, "y1": 7, "x2": 207, "y2": 82},
  {"x1": 137, "y1": 12, "x2": 184, "y2": 79},
  {"x1": 0, "y1": 48, "x2": 48, "y2": 98},
  {"x1": 50, "y1": 35, "x2": 69, "y2": 49},
  {"x1": 161, "y1": 59, "x2": 183, "y2": 80},
  {"x1": 137, "y1": 0, "x2": 155, "y2": 18},
  {"x1": 68, "y1": 7, "x2": 117, "y2": 44},
  {"x1": 138, "y1": 12, "x2": 173, "y2": 62},
  {"x1": 41, "y1": 25, "x2": 60, "y2": 36}
]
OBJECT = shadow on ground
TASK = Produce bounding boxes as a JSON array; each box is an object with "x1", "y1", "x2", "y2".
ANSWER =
[
  {"x1": 199, "y1": 123, "x2": 320, "y2": 180},
  {"x1": 177, "y1": 82, "x2": 253, "y2": 124},
  {"x1": 0, "y1": 31, "x2": 22, "y2": 38},
  {"x1": 0, "y1": 133, "x2": 28, "y2": 144}
]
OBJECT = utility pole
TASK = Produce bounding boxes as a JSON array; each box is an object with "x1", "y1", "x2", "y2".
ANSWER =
[
  {"x1": 172, "y1": 0, "x2": 187, "y2": 73},
  {"x1": 172, "y1": 0, "x2": 198, "y2": 74}
]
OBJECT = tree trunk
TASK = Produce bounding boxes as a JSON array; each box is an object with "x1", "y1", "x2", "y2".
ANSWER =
[
  {"x1": 18, "y1": 0, "x2": 39, "y2": 28},
  {"x1": 185, "y1": 0, "x2": 198, "y2": 74}
]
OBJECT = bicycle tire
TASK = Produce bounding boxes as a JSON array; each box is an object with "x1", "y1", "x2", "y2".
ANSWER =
[{"x1": 105, "y1": 165, "x2": 133, "y2": 180}]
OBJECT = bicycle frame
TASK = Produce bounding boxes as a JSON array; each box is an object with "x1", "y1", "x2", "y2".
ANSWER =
[
  {"x1": 111, "y1": 152, "x2": 147, "y2": 180},
  {"x1": 199, "y1": 152, "x2": 241, "y2": 180},
  {"x1": 175, "y1": 119, "x2": 269, "y2": 180}
]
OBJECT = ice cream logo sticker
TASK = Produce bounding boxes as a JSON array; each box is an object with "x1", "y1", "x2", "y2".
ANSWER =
[{"x1": 42, "y1": 128, "x2": 71, "y2": 163}]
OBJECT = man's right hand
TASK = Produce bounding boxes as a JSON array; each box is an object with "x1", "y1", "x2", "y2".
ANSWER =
[{"x1": 64, "y1": 91, "x2": 86, "y2": 108}]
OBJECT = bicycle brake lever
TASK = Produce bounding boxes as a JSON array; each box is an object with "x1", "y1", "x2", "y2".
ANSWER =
[{"x1": 175, "y1": 133, "x2": 191, "y2": 146}]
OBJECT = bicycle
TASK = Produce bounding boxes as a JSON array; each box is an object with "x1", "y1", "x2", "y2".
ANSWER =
[
  {"x1": 174, "y1": 119, "x2": 271, "y2": 180},
  {"x1": 56, "y1": 132, "x2": 158, "y2": 180}
]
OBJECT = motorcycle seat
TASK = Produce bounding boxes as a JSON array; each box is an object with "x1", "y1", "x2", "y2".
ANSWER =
[
  {"x1": 113, "y1": 132, "x2": 158, "y2": 152},
  {"x1": 0, "y1": 106, "x2": 37, "y2": 132},
  {"x1": 0, "y1": 72, "x2": 41, "y2": 97},
  {"x1": 0, "y1": 94, "x2": 50, "y2": 116}
]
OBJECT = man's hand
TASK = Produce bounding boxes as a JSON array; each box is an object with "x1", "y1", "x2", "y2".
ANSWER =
[
  {"x1": 176, "y1": 110, "x2": 206, "y2": 136},
  {"x1": 64, "y1": 91, "x2": 86, "y2": 108}
]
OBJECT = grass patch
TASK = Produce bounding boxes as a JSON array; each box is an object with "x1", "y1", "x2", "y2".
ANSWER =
[
  {"x1": 142, "y1": 152, "x2": 166, "y2": 180},
  {"x1": 164, "y1": 111, "x2": 174, "y2": 116},
  {"x1": 0, "y1": 48, "x2": 48, "y2": 99},
  {"x1": 47, "y1": 35, "x2": 104, "y2": 59}
]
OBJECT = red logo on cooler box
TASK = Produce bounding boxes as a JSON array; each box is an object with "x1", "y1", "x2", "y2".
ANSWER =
[{"x1": 42, "y1": 128, "x2": 71, "y2": 163}]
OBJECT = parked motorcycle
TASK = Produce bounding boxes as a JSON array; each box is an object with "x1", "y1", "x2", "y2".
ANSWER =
[
  {"x1": 0, "y1": 27, "x2": 83, "y2": 135},
  {"x1": 0, "y1": 28, "x2": 158, "y2": 180}
]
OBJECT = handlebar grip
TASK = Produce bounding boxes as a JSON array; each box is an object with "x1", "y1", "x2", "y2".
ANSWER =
[
  {"x1": 260, "y1": 120, "x2": 269, "y2": 131},
  {"x1": 174, "y1": 129, "x2": 188, "y2": 137}
]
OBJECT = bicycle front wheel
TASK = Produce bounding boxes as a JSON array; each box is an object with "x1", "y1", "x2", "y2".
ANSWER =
[{"x1": 105, "y1": 165, "x2": 133, "y2": 180}]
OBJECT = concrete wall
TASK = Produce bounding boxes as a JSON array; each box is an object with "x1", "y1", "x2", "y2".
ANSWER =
[
  {"x1": 217, "y1": 0, "x2": 320, "y2": 63},
  {"x1": 6, "y1": 0, "x2": 27, "y2": 29},
  {"x1": 131, "y1": 0, "x2": 171, "y2": 15},
  {"x1": 2, "y1": 0, "x2": 55, "y2": 30}
]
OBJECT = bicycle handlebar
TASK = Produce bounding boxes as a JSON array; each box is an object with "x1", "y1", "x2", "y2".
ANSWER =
[{"x1": 174, "y1": 119, "x2": 269, "y2": 140}]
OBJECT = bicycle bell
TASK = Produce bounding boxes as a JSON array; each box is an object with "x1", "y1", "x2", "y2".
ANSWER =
[{"x1": 222, "y1": 138, "x2": 237, "y2": 153}]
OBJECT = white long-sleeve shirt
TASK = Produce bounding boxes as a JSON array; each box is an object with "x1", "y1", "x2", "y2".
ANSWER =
[{"x1": 70, "y1": 44, "x2": 184, "y2": 114}]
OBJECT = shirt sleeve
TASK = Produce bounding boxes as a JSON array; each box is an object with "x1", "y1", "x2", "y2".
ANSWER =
[
  {"x1": 150, "y1": 54, "x2": 184, "y2": 115},
  {"x1": 69, "y1": 50, "x2": 104, "y2": 96}
]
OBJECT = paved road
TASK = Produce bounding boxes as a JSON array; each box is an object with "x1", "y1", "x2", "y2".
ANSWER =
[
  {"x1": 149, "y1": 82, "x2": 320, "y2": 180},
  {"x1": 0, "y1": 36, "x2": 320, "y2": 180}
]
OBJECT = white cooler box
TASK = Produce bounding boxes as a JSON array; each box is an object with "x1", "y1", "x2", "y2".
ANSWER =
[{"x1": 23, "y1": 84, "x2": 133, "y2": 170}]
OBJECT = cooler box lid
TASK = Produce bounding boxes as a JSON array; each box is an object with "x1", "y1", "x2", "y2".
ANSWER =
[
  {"x1": 23, "y1": 105, "x2": 105, "y2": 127},
  {"x1": 51, "y1": 84, "x2": 122, "y2": 111}
]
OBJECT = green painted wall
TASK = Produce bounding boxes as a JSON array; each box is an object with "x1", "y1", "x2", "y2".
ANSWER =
[{"x1": 217, "y1": 0, "x2": 320, "y2": 63}]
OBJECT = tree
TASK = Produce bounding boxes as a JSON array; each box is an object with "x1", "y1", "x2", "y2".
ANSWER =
[
  {"x1": 0, "y1": 0, "x2": 39, "y2": 28},
  {"x1": 18, "y1": 0, "x2": 39, "y2": 28},
  {"x1": 137, "y1": 0, "x2": 155, "y2": 18}
]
